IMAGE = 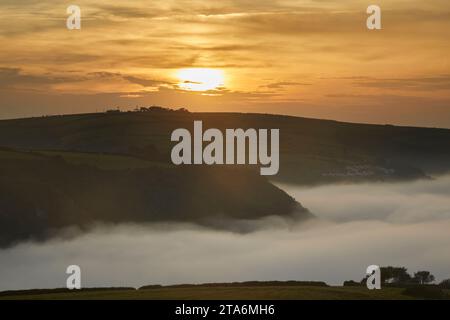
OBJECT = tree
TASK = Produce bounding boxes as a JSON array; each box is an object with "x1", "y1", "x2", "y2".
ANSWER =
[
  {"x1": 439, "y1": 279, "x2": 450, "y2": 289},
  {"x1": 414, "y1": 271, "x2": 435, "y2": 284},
  {"x1": 360, "y1": 266, "x2": 412, "y2": 285},
  {"x1": 380, "y1": 266, "x2": 411, "y2": 284}
]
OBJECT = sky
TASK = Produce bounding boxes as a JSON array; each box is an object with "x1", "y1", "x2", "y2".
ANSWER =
[{"x1": 0, "y1": 0, "x2": 449, "y2": 127}]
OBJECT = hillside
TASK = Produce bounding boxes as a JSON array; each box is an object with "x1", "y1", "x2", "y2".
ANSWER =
[
  {"x1": 0, "y1": 147, "x2": 307, "y2": 248},
  {"x1": 0, "y1": 109, "x2": 449, "y2": 184}
]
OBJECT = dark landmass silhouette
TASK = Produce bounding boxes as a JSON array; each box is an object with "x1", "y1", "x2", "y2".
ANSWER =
[{"x1": 1, "y1": 108, "x2": 450, "y2": 247}]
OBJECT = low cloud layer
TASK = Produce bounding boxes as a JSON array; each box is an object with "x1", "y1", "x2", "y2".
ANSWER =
[
  {"x1": 1, "y1": 176, "x2": 450, "y2": 290},
  {"x1": 278, "y1": 175, "x2": 450, "y2": 223}
]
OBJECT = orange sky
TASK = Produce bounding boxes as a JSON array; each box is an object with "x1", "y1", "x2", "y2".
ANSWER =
[{"x1": 0, "y1": 0, "x2": 449, "y2": 127}]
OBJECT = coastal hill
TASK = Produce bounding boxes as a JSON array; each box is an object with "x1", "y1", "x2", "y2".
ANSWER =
[{"x1": 0, "y1": 108, "x2": 449, "y2": 184}]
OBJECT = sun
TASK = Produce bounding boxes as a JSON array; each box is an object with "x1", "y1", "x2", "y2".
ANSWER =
[{"x1": 176, "y1": 68, "x2": 225, "y2": 92}]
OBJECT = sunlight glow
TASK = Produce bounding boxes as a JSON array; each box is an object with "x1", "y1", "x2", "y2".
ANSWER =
[{"x1": 177, "y1": 68, "x2": 225, "y2": 91}]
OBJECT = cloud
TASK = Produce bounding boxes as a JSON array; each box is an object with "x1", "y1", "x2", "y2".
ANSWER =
[
  {"x1": 122, "y1": 75, "x2": 172, "y2": 88},
  {"x1": 349, "y1": 75, "x2": 450, "y2": 91},
  {"x1": 91, "y1": 4, "x2": 166, "y2": 19},
  {"x1": 261, "y1": 81, "x2": 311, "y2": 89},
  {"x1": 0, "y1": 68, "x2": 69, "y2": 86},
  {"x1": 276, "y1": 175, "x2": 450, "y2": 223},
  {"x1": 0, "y1": 68, "x2": 171, "y2": 92}
]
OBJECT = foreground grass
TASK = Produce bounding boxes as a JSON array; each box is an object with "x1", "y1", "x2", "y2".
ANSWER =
[{"x1": 0, "y1": 286, "x2": 421, "y2": 300}]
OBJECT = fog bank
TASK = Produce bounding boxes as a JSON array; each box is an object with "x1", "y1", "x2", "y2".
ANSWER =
[{"x1": 1, "y1": 176, "x2": 450, "y2": 290}]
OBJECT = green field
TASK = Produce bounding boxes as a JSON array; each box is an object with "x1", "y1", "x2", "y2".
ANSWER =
[{"x1": 2, "y1": 286, "x2": 449, "y2": 300}]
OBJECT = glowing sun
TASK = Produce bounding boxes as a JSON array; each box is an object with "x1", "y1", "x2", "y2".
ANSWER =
[{"x1": 177, "y1": 68, "x2": 225, "y2": 91}]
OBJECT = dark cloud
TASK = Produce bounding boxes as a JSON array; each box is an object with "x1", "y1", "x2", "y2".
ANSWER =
[
  {"x1": 0, "y1": 68, "x2": 170, "y2": 90},
  {"x1": 122, "y1": 75, "x2": 172, "y2": 87},
  {"x1": 0, "y1": 68, "x2": 74, "y2": 87},
  {"x1": 351, "y1": 75, "x2": 450, "y2": 91},
  {"x1": 261, "y1": 81, "x2": 311, "y2": 89}
]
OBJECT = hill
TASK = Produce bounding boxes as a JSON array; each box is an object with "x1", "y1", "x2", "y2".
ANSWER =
[{"x1": 0, "y1": 109, "x2": 449, "y2": 184}]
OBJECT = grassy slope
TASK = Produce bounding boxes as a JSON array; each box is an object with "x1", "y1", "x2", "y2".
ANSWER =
[
  {"x1": 0, "y1": 148, "x2": 161, "y2": 169},
  {"x1": 0, "y1": 111, "x2": 449, "y2": 184},
  {"x1": 35, "y1": 150, "x2": 170, "y2": 170},
  {"x1": 0, "y1": 147, "x2": 307, "y2": 248},
  {"x1": 0, "y1": 286, "x2": 438, "y2": 300}
]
